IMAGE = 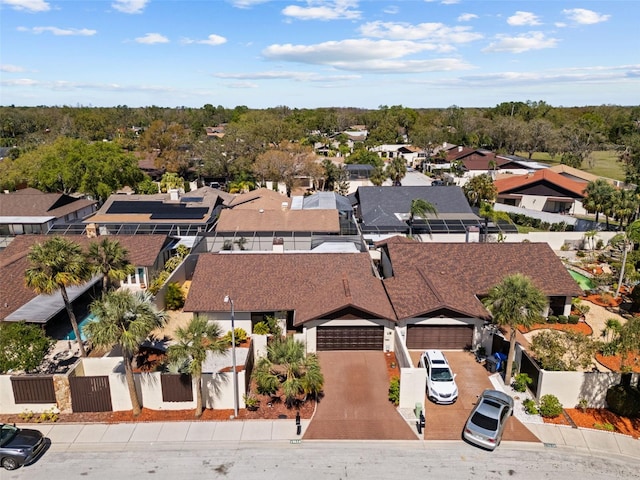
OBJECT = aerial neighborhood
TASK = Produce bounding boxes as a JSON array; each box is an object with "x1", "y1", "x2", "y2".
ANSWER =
[{"x1": 0, "y1": 104, "x2": 639, "y2": 467}]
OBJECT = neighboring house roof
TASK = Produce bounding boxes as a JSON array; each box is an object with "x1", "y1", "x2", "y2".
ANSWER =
[
  {"x1": 462, "y1": 156, "x2": 523, "y2": 172},
  {"x1": 228, "y1": 188, "x2": 291, "y2": 211},
  {"x1": 0, "y1": 234, "x2": 169, "y2": 322},
  {"x1": 183, "y1": 252, "x2": 395, "y2": 324},
  {"x1": 548, "y1": 164, "x2": 611, "y2": 184},
  {"x1": 381, "y1": 242, "x2": 582, "y2": 321},
  {"x1": 0, "y1": 188, "x2": 97, "y2": 221},
  {"x1": 496, "y1": 155, "x2": 550, "y2": 171},
  {"x1": 215, "y1": 209, "x2": 340, "y2": 234},
  {"x1": 85, "y1": 187, "x2": 225, "y2": 225},
  {"x1": 494, "y1": 169, "x2": 587, "y2": 198},
  {"x1": 294, "y1": 192, "x2": 353, "y2": 212},
  {"x1": 446, "y1": 147, "x2": 494, "y2": 163},
  {"x1": 355, "y1": 186, "x2": 480, "y2": 232}
]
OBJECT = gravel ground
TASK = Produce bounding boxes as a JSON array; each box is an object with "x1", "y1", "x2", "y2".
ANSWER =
[{"x1": 488, "y1": 372, "x2": 544, "y2": 425}]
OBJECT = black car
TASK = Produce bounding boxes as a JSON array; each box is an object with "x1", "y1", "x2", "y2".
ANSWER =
[{"x1": 0, "y1": 423, "x2": 46, "y2": 470}]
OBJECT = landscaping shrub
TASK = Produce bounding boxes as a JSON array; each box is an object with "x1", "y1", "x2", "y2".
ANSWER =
[
  {"x1": 224, "y1": 328, "x2": 248, "y2": 346},
  {"x1": 388, "y1": 376, "x2": 400, "y2": 406},
  {"x1": 593, "y1": 422, "x2": 615, "y2": 432},
  {"x1": 148, "y1": 270, "x2": 170, "y2": 295},
  {"x1": 606, "y1": 385, "x2": 640, "y2": 418},
  {"x1": 513, "y1": 373, "x2": 533, "y2": 393},
  {"x1": 164, "y1": 282, "x2": 185, "y2": 310},
  {"x1": 547, "y1": 315, "x2": 558, "y2": 324},
  {"x1": 253, "y1": 321, "x2": 270, "y2": 335},
  {"x1": 539, "y1": 394, "x2": 563, "y2": 418},
  {"x1": 523, "y1": 398, "x2": 539, "y2": 415},
  {"x1": 568, "y1": 315, "x2": 580, "y2": 324},
  {"x1": 557, "y1": 315, "x2": 568, "y2": 324}
]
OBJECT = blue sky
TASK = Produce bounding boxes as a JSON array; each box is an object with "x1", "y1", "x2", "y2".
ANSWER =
[{"x1": 1, "y1": 0, "x2": 638, "y2": 109}]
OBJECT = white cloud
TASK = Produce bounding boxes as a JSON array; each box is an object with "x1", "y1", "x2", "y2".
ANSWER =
[
  {"x1": 213, "y1": 70, "x2": 360, "y2": 82},
  {"x1": 441, "y1": 0, "x2": 459, "y2": 4},
  {"x1": 262, "y1": 39, "x2": 473, "y2": 72},
  {"x1": 359, "y1": 21, "x2": 483, "y2": 45},
  {"x1": 135, "y1": 33, "x2": 169, "y2": 44},
  {"x1": 229, "y1": 0, "x2": 271, "y2": 9},
  {"x1": 457, "y1": 13, "x2": 478, "y2": 22},
  {"x1": 1, "y1": 64, "x2": 25, "y2": 73},
  {"x1": 0, "y1": 0, "x2": 50, "y2": 12},
  {"x1": 555, "y1": 22, "x2": 567, "y2": 28},
  {"x1": 483, "y1": 32, "x2": 558, "y2": 54},
  {"x1": 282, "y1": 0, "x2": 361, "y2": 21},
  {"x1": 562, "y1": 8, "x2": 610, "y2": 25},
  {"x1": 182, "y1": 34, "x2": 227, "y2": 46},
  {"x1": 507, "y1": 11, "x2": 541, "y2": 26},
  {"x1": 383, "y1": 6, "x2": 399, "y2": 15},
  {"x1": 17, "y1": 26, "x2": 96, "y2": 36},
  {"x1": 111, "y1": 0, "x2": 149, "y2": 14}
]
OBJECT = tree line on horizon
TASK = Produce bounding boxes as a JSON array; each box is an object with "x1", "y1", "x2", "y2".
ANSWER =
[{"x1": 1, "y1": 101, "x2": 639, "y2": 198}]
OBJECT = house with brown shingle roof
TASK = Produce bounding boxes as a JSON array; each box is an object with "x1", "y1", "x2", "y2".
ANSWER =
[
  {"x1": 0, "y1": 188, "x2": 97, "y2": 237},
  {"x1": 494, "y1": 169, "x2": 588, "y2": 215},
  {"x1": 183, "y1": 252, "x2": 397, "y2": 352},
  {"x1": 378, "y1": 239, "x2": 582, "y2": 350},
  {"x1": 0, "y1": 234, "x2": 171, "y2": 335}
]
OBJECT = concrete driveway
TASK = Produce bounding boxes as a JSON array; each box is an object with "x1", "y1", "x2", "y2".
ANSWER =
[
  {"x1": 411, "y1": 350, "x2": 540, "y2": 442},
  {"x1": 303, "y1": 351, "x2": 417, "y2": 440}
]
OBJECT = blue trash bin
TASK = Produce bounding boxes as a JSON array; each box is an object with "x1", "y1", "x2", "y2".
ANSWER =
[{"x1": 494, "y1": 352, "x2": 508, "y2": 371}]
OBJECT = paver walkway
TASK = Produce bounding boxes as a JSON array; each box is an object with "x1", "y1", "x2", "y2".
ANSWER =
[{"x1": 303, "y1": 351, "x2": 417, "y2": 440}]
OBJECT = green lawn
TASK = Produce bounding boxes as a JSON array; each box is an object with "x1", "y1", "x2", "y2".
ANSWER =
[{"x1": 516, "y1": 150, "x2": 626, "y2": 182}]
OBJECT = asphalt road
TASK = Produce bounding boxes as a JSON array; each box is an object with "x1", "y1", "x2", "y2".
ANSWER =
[{"x1": 7, "y1": 441, "x2": 640, "y2": 480}]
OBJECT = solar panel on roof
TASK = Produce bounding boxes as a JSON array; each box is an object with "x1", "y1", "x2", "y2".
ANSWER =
[
  {"x1": 150, "y1": 208, "x2": 208, "y2": 219},
  {"x1": 180, "y1": 197, "x2": 204, "y2": 203}
]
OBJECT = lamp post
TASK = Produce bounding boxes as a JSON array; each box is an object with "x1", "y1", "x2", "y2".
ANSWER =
[{"x1": 223, "y1": 295, "x2": 239, "y2": 418}]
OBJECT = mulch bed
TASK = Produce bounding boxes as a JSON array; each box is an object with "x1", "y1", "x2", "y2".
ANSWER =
[
  {"x1": 385, "y1": 351, "x2": 399, "y2": 381},
  {"x1": 543, "y1": 408, "x2": 640, "y2": 439},
  {"x1": 595, "y1": 352, "x2": 640, "y2": 373},
  {"x1": 518, "y1": 322, "x2": 593, "y2": 335},
  {"x1": 582, "y1": 293, "x2": 623, "y2": 308}
]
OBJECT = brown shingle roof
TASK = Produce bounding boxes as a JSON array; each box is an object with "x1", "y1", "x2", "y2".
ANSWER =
[
  {"x1": 0, "y1": 234, "x2": 169, "y2": 320},
  {"x1": 383, "y1": 242, "x2": 582, "y2": 320},
  {"x1": 183, "y1": 252, "x2": 395, "y2": 324},
  {"x1": 494, "y1": 169, "x2": 587, "y2": 197},
  {"x1": 216, "y1": 209, "x2": 340, "y2": 233},
  {"x1": 0, "y1": 189, "x2": 97, "y2": 218}
]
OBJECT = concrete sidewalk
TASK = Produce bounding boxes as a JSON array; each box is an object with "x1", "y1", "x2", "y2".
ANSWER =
[
  {"x1": 25, "y1": 419, "x2": 310, "y2": 448},
  {"x1": 18, "y1": 419, "x2": 640, "y2": 461}
]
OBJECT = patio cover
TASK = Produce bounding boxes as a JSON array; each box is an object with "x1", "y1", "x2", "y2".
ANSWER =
[{"x1": 4, "y1": 275, "x2": 102, "y2": 324}]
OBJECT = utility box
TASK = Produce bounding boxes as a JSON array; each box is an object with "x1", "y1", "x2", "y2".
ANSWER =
[{"x1": 486, "y1": 356, "x2": 499, "y2": 373}]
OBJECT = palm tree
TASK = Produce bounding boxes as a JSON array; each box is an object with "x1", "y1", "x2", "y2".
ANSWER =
[
  {"x1": 615, "y1": 219, "x2": 640, "y2": 298},
  {"x1": 601, "y1": 318, "x2": 622, "y2": 343},
  {"x1": 167, "y1": 315, "x2": 226, "y2": 417},
  {"x1": 583, "y1": 179, "x2": 614, "y2": 224},
  {"x1": 87, "y1": 238, "x2": 135, "y2": 294},
  {"x1": 25, "y1": 236, "x2": 92, "y2": 357},
  {"x1": 408, "y1": 198, "x2": 438, "y2": 237},
  {"x1": 482, "y1": 273, "x2": 548, "y2": 382},
  {"x1": 385, "y1": 156, "x2": 407, "y2": 186},
  {"x1": 479, "y1": 202, "x2": 512, "y2": 243},
  {"x1": 253, "y1": 337, "x2": 323, "y2": 408},
  {"x1": 84, "y1": 290, "x2": 168, "y2": 416}
]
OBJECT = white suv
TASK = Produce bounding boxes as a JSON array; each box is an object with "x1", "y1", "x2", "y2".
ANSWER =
[{"x1": 419, "y1": 350, "x2": 458, "y2": 404}]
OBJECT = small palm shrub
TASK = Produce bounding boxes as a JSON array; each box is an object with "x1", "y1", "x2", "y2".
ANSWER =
[
  {"x1": 523, "y1": 398, "x2": 539, "y2": 415},
  {"x1": 164, "y1": 282, "x2": 185, "y2": 310},
  {"x1": 539, "y1": 394, "x2": 563, "y2": 418},
  {"x1": 148, "y1": 270, "x2": 170, "y2": 295},
  {"x1": 388, "y1": 376, "x2": 400, "y2": 406},
  {"x1": 224, "y1": 328, "x2": 248, "y2": 346},
  {"x1": 513, "y1": 373, "x2": 533, "y2": 393},
  {"x1": 253, "y1": 322, "x2": 270, "y2": 335}
]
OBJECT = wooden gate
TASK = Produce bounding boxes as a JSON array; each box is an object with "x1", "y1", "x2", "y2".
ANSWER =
[{"x1": 69, "y1": 376, "x2": 113, "y2": 412}]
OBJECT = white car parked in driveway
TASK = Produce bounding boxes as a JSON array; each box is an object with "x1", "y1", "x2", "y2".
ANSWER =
[{"x1": 419, "y1": 350, "x2": 458, "y2": 404}]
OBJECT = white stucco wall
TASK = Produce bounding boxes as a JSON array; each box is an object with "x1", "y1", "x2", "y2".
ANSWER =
[
  {"x1": 537, "y1": 370, "x2": 637, "y2": 408},
  {"x1": 203, "y1": 370, "x2": 247, "y2": 410},
  {"x1": 399, "y1": 367, "x2": 427, "y2": 411},
  {"x1": 138, "y1": 372, "x2": 197, "y2": 410},
  {"x1": 204, "y1": 311, "x2": 253, "y2": 336},
  {"x1": 0, "y1": 375, "x2": 58, "y2": 414}
]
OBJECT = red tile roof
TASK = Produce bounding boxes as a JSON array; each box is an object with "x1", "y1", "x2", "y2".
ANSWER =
[
  {"x1": 494, "y1": 169, "x2": 587, "y2": 197},
  {"x1": 382, "y1": 242, "x2": 582, "y2": 320},
  {"x1": 183, "y1": 252, "x2": 396, "y2": 325}
]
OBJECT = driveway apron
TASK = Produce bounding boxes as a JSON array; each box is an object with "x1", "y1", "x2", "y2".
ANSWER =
[{"x1": 303, "y1": 351, "x2": 417, "y2": 440}]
